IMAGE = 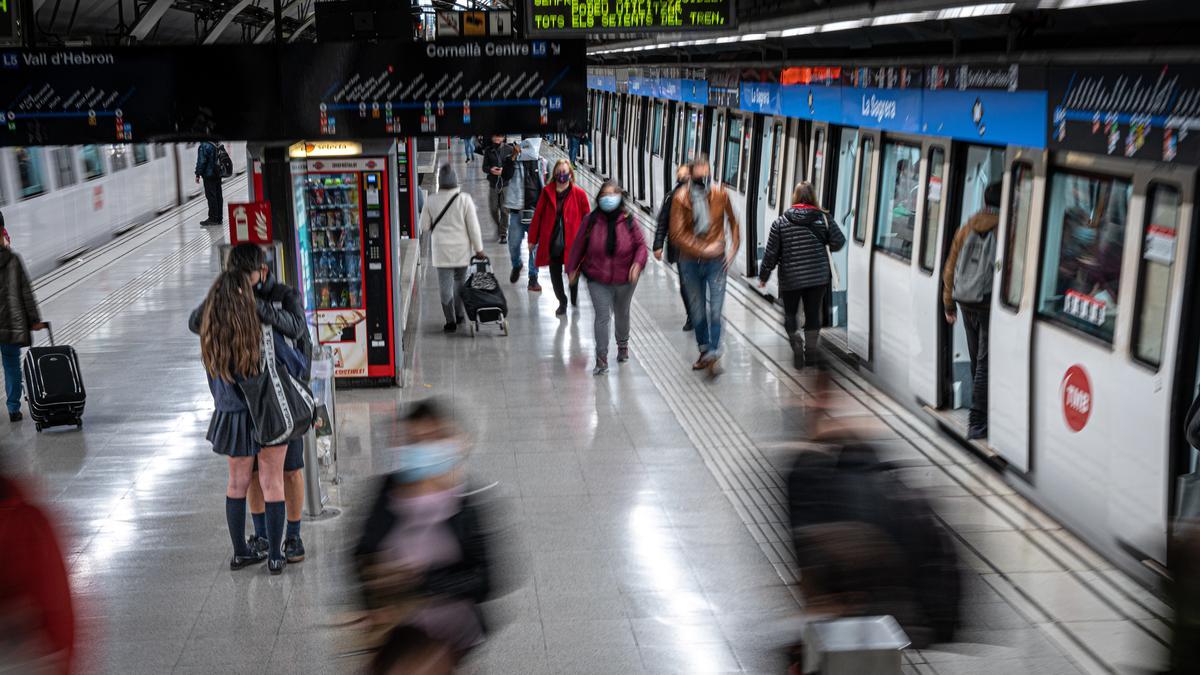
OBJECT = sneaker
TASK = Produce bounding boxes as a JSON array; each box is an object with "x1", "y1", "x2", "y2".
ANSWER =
[
  {"x1": 246, "y1": 535, "x2": 269, "y2": 556},
  {"x1": 499, "y1": 235, "x2": 507, "y2": 244},
  {"x1": 967, "y1": 425, "x2": 988, "y2": 440},
  {"x1": 528, "y1": 280, "x2": 542, "y2": 292},
  {"x1": 268, "y1": 558, "x2": 286, "y2": 575},
  {"x1": 8, "y1": 411, "x2": 21, "y2": 422},
  {"x1": 230, "y1": 549, "x2": 267, "y2": 570},
  {"x1": 284, "y1": 536, "x2": 306, "y2": 563},
  {"x1": 509, "y1": 265, "x2": 522, "y2": 283},
  {"x1": 682, "y1": 320, "x2": 693, "y2": 332},
  {"x1": 456, "y1": 315, "x2": 466, "y2": 325},
  {"x1": 593, "y1": 357, "x2": 609, "y2": 376},
  {"x1": 617, "y1": 344, "x2": 629, "y2": 362},
  {"x1": 443, "y1": 322, "x2": 458, "y2": 333},
  {"x1": 555, "y1": 303, "x2": 567, "y2": 316}
]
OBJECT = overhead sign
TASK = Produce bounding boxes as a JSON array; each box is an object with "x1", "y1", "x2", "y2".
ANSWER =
[
  {"x1": 228, "y1": 202, "x2": 273, "y2": 245},
  {"x1": 526, "y1": 0, "x2": 735, "y2": 36}
]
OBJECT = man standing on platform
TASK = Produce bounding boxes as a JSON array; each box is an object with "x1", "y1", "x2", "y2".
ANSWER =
[
  {"x1": 195, "y1": 140, "x2": 224, "y2": 227},
  {"x1": 481, "y1": 134, "x2": 511, "y2": 243}
]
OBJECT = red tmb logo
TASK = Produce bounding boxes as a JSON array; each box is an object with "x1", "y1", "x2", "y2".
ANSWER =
[{"x1": 1061, "y1": 365, "x2": 1092, "y2": 433}]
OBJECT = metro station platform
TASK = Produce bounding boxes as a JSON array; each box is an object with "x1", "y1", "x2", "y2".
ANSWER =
[{"x1": 0, "y1": 146, "x2": 1170, "y2": 675}]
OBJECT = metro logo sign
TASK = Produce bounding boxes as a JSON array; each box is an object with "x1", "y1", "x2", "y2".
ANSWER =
[
  {"x1": 1061, "y1": 365, "x2": 1092, "y2": 433},
  {"x1": 228, "y1": 201, "x2": 273, "y2": 245}
]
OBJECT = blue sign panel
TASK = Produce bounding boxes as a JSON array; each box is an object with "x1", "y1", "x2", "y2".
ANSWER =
[
  {"x1": 588, "y1": 73, "x2": 617, "y2": 92},
  {"x1": 779, "y1": 85, "x2": 843, "y2": 123},
  {"x1": 739, "y1": 82, "x2": 780, "y2": 115},
  {"x1": 841, "y1": 87, "x2": 922, "y2": 134},
  {"x1": 923, "y1": 89, "x2": 1046, "y2": 148}
]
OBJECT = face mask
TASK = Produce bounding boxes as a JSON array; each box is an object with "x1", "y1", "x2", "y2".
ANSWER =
[
  {"x1": 557, "y1": 172, "x2": 571, "y2": 184},
  {"x1": 693, "y1": 175, "x2": 710, "y2": 190},
  {"x1": 392, "y1": 439, "x2": 462, "y2": 483},
  {"x1": 599, "y1": 194, "x2": 622, "y2": 213}
]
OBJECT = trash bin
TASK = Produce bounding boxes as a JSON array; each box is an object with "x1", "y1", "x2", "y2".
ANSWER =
[{"x1": 802, "y1": 616, "x2": 910, "y2": 675}]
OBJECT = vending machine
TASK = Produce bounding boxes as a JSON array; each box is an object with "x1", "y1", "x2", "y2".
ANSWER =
[{"x1": 291, "y1": 156, "x2": 395, "y2": 385}]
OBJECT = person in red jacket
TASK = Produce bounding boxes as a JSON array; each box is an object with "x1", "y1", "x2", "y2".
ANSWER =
[{"x1": 529, "y1": 159, "x2": 591, "y2": 316}]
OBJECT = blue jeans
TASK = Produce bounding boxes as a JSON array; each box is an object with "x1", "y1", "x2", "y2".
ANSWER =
[
  {"x1": 463, "y1": 136, "x2": 475, "y2": 160},
  {"x1": 507, "y1": 210, "x2": 538, "y2": 280},
  {"x1": 568, "y1": 136, "x2": 581, "y2": 165},
  {"x1": 680, "y1": 259, "x2": 727, "y2": 357},
  {"x1": 1, "y1": 343, "x2": 22, "y2": 414}
]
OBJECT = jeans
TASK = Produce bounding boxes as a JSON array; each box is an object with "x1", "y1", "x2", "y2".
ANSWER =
[
  {"x1": 568, "y1": 137, "x2": 581, "y2": 165},
  {"x1": 202, "y1": 176, "x2": 223, "y2": 223},
  {"x1": 436, "y1": 266, "x2": 467, "y2": 324},
  {"x1": 587, "y1": 280, "x2": 635, "y2": 359},
  {"x1": 680, "y1": 259, "x2": 727, "y2": 357},
  {"x1": 506, "y1": 210, "x2": 537, "y2": 280},
  {"x1": 463, "y1": 136, "x2": 475, "y2": 160},
  {"x1": 1, "y1": 343, "x2": 21, "y2": 414},
  {"x1": 780, "y1": 286, "x2": 826, "y2": 335},
  {"x1": 960, "y1": 305, "x2": 990, "y2": 430},
  {"x1": 548, "y1": 262, "x2": 578, "y2": 306}
]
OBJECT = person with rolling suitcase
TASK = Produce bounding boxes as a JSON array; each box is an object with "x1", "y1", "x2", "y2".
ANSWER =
[
  {"x1": 460, "y1": 257, "x2": 508, "y2": 336},
  {"x1": 0, "y1": 212, "x2": 49, "y2": 423}
]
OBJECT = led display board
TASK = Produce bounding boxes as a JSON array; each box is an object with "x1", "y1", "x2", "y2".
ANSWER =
[{"x1": 526, "y1": 0, "x2": 735, "y2": 36}]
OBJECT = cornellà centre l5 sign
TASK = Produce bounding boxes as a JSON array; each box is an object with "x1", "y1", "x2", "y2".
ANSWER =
[{"x1": 525, "y1": 0, "x2": 736, "y2": 36}]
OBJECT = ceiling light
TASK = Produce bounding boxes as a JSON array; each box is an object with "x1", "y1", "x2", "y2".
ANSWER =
[
  {"x1": 820, "y1": 19, "x2": 867, "y2": 32},
  {"x1": 871, "y1": 11, "x2": 934, "y2": 26},
  {"x1": 692, "y1": 38, "x2": 716, "y2": 45},
  {"x1": 780, "y1": 25, "x2": 818, "y2": 37},
  {"x1": 935, "y1": 3, "x2": 1014, "y2": 19},
  {"x1": 740, "y1": 32, "x2": 768, "y2": 42},
  {"x1": 1045, "y1": 0, "x2": 1144, "y2": 7},
  {"x1": 715, "y1": 35, "x2": 738, "y2": 43}
]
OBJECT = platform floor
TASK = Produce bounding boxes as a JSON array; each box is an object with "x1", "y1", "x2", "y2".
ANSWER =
[{"x1": 0, "y1": 148, "x2": 1170, "y2": 674}]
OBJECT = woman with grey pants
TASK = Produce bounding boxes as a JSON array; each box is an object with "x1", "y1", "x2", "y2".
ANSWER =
[
  {"x1": 566, "y1": 180, "x2": 648, "y2": 375},
  {"x1": 421, "y1": 164, "x2": 485, "y2": 333}
]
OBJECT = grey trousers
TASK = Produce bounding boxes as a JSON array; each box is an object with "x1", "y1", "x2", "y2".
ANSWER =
[
  {"x1": 437, "y1": 266, "x2": 468, "y2": 324},
  {"x1": 487, "y1": 186, "x2": 504, "y2": 237},
  {"x1": 587, "y1": 279, "x2": 636, "y2": 358}
]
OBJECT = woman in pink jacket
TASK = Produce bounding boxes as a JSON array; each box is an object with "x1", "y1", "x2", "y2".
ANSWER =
[{"x1": 567, "y1": 180, "x2": 648, "y2": 375}]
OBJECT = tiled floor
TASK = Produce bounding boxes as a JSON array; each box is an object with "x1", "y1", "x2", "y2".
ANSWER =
[{"x1": 0, "y1": 147, "x2": 1170, "y2": 674}]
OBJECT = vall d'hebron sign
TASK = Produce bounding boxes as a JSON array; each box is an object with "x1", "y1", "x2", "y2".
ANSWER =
[{"x1": 526, "y1": 0, "x2": 735, "y2": 35}]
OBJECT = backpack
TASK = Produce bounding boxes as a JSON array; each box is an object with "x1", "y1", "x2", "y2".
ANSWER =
[
  {"x1": 952, "y1": 228, "x2": 996, "y2": 305},
  {"x1": 216, "y1": 144, "x2": 234, "y2": 178}
]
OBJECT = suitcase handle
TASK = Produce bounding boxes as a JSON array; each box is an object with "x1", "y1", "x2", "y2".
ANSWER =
[{"x1": 41, "y1": 321, "x2": 53, "y2": 346}]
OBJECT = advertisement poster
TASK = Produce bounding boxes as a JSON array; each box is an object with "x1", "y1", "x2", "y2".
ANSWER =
[{"x1": 317, "y1": 309, "x2": 368, "y2": 378}]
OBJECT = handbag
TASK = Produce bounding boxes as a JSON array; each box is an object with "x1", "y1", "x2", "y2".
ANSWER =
[{"x1": 239, "y1": 324, "x2": 315, "y2": 446}]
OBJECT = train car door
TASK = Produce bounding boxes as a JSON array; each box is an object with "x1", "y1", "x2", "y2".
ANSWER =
[
  {"x1": 648, "y1": 100, "x2": 665, "y2": 210},
  {"x1": 709, "y1": 110, "x2": 724, "y2": 172},
  {"x1": 752, "y1": 117, "x2": 785, "y2": 282},
  {"x1": 846, "y1": 130, "x2": 879, "y2": 360},
  {"x1": 988, "y1": 147, "x2": 1045, "y2": 472},
  {"x1": 636, "y1": 97, "x2": 648, "y2": 202},
  {"x1": 826, "y1": 127, "x2": 857, "y2": 337},
  {"x1": 907, "y1": 142, "x2": 950, "y2": 406}
]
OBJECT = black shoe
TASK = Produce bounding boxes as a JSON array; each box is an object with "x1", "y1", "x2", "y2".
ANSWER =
[
  {"x1": 617, "y1": 344, "x2": 629, "y2": 363},
  {"x1": 8, "y1": 411, "x2": 21, "y2": 422},
  {"x1": 509, "y1": 265, "x2": 522, "y2": 284},
  {"x1": 456, "y1": 315, "x2": 466, "y2": 325},
  {"x1": 284, "y1": 536, "x2": 306, "y2": 563},
  {"x1": 247, "y1": 535, "x2": 269, "y2": 556},
  {"x1": 268, "y1": 558, "x2": 286, "y2": 575},
  {"x1": 967, "y1": 425, "x2": 988, "y2": 440},
  {"x1": 556, "y1": 303, "x2": 567, "y2": 316},
  {"x1": 682, "y1": 320, "x2": 693, "y2": 332},
  {"x1": 230, "y1": 550, "x2": 268, "y2": 570},
  {"x1": 443, "y1": 322, "x2": 457, "y2": 333},
  {"x1": 499, "y1": 235, "x2": 507, "y2": 244}
]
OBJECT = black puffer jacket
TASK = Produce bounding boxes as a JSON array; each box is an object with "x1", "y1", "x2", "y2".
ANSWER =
[
  {"x1": 0, "y1": 248, "x2": 41, "y2": 346},
  {"x1": 758, "y1": 207, "x2": 846, "y2": 291},
  {"x1": 653, "y1": 183, "x2": 686, "y2": 264}
]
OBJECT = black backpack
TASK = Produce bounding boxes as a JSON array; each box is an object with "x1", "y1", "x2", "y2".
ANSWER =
[{"x1": 215, "y1": 144, "x2": 234, "y2": 178}]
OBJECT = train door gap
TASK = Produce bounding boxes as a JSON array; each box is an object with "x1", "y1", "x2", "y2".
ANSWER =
[
  {"x1": 825, "y1": 126, "x2": 856, "y2": 346},
  {"x1": 938, "y1": 143, "x2": 1006, "y2": 437}
]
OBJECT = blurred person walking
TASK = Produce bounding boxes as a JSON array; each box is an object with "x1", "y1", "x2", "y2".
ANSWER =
[
  {"x1": 669, "y1": 156, "x2": 740, "y2": 374},
  {"x1": 0, "y1": 213, "x2": 47, "y2": 423},
  {"x1": 653, "y1": 164, "x2": 694, "y2": 332},
  {"x1": 757, "y1": 182, "x2": 846, "y2": 369},
  {"x1": 355, "y1": 401, "x2": 492, "y2": 668},
  {"x1": 529, "y1": 159, "x2": 590, "y2": 316},
  {"x1": 422, "y1": 164, "x2": 485, "y2": 333},
  {"x1": 192, "y1": 270, "x2": 309, "y2": 574},
  {"x1": 567, "y1": 180, "x2": 647, "y2": 375}
]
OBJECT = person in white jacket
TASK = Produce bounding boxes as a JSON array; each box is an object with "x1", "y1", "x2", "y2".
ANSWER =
[{"x1": 422, "y1": 164, "x2": 485, "y2": 333}]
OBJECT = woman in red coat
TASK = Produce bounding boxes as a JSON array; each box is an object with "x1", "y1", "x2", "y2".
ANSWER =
[{"x1": 529, "y1": 159, "x2": 591, "y2": 316}]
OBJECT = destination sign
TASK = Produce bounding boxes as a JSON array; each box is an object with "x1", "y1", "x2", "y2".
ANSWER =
[{"x1": 526, "y1": 0, "x2": 735, "y2": 35}]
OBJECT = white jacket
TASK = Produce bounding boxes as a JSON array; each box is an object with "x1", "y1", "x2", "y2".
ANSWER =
[{"x1": 422, "y1": 188, "x2": 483, "y2": 269}]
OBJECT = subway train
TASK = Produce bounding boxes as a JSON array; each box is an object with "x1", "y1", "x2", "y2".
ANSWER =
[
  {"x1": 0, "y1": 141, "x2": 249, "y2": 278},
  {"x1": 582, "y1": 64, "x2": 1199, "y2": 581}
]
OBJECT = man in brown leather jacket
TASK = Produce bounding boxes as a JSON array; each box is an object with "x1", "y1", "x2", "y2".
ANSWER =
[
  {"x1": 0, "y1": 213, "x2": 47, "y2": 422},
  {"x1": 668, "y1": 156, "x2": 740, "y2": 372}
]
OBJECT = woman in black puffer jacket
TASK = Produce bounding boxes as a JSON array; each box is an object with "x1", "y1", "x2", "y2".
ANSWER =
[{"x1": 758, "y1": 182, "x2": 846, "y2": 369}]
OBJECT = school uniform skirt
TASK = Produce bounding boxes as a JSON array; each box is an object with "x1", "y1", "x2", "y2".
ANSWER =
[{"x1": 207, "y1": 410, "x2": 259, "y2": 457}]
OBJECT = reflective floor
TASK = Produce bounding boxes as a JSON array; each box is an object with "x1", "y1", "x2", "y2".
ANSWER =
[{"x1": 0, "y1": 149, "x2": 1169, "y2": 674}]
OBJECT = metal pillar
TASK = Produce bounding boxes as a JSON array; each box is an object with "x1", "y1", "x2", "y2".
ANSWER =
[{"x1": 273, "y1": 0, "x2": 283, "y2": 42}]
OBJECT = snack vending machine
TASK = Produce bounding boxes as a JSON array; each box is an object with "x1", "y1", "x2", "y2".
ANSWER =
[{"x1": 292, "y1": 157, "x2": 395, "y2": 385}]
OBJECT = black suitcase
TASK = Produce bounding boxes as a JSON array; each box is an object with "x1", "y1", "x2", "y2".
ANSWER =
[
  {"x1": 23, "y1": 323, "x2": 85, "y2": 432},
  {"x1": 461, "y1": 257, "x2": 508, "y2": 337}
]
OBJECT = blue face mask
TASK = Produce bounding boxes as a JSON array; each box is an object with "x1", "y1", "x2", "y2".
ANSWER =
[
  {"x1": 599, "y1": 194, "x2": 622, "y2": 213},
  {"x1": 392, "y1": 440, "x2": 461, "y2": 483}
]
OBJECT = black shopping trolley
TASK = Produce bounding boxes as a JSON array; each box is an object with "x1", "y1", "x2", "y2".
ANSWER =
[{"x1": 461, "y1": 256, "x2": 508, "y2": 337}]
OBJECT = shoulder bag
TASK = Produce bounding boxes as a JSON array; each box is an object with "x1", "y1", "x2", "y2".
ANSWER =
[
  {"x1": 427, "y1": 192, "x2": 461, "y2": 235},
  {"x1": 239, "y1": 325, "x2": 315, "y2": 446}
]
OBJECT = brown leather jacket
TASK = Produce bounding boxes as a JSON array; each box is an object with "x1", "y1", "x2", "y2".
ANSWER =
[
  {"x1": 668, "y1": 183, "x2": 741, "y2": 261},
  {"x1": 0, "y1": 248, "x2": 40, "y2": 346}
]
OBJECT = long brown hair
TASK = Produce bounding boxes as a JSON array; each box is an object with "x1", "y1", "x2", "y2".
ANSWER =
[
  {"x1": 200, "y1": 271, "x2": 261, "y2": 382},
  {"x1": 791, "y1": 182, "x2": 821, "y2": 209}
]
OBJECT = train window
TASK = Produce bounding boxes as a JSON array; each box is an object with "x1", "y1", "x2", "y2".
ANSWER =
[
  {"x1": 768, "y1": 123, "x2": 783, "y2": 208},
  {"x1": 610, "y1": 99, "x2": 619, "y2": 137},
  {"x1": 134, "y1": 144, "x2": 149, "y2": 165},
  {"x1": 919, "y1": 147, "x2": 946, "y2": 272},
  {"x1": 153, "y1": 144, "x2": 167, "y2": 160},
  {"x1": 110, "y1": 146, "x2": 128, "y2": 172},
  {"x1": 811, "y1": 128, "x2": 826, "y2": 190},
  {"x1": 874, "y1": 141, "x2": 921, "y2": 260},
  {"x1": 15, "y1": 148, "x2": 46, "y2": 199},
  {"x1": 723, "y1": 117, "x2": 743, "y2": 187},
  {"x1": 52, "y1": 148, "x2": 77, "y2": 189},
  {"x1": 1037, "y1": 170, "x2": 1132, "y2": 343},
  {"x1": 853, "y1": 137, "x2": 875, "y2": 244},
  {"x1": 651, "y1": 102, "x2": 663, "y2": 156},
  {"x1": 1133, "y1": 183, "x2": 1181, "y2": 367},
  {"x1": 81, "y1": 145, "x2": 104, "y2": 180},
  {"x1": 1001, "y1": 163, "x2": 1035, "y2": 309}
]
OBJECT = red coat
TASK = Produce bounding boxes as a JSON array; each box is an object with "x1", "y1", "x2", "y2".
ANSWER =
[{"x1": 528, "y1": 183, "x2": 591, "y2": 268}]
